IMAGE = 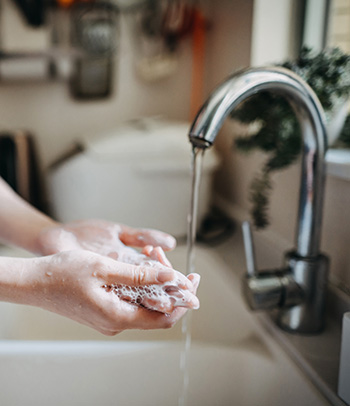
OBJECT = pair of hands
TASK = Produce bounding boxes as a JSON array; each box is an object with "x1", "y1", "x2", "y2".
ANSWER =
[{"x1": 25, "y1": 220, "x2": 200, "y2": 336}]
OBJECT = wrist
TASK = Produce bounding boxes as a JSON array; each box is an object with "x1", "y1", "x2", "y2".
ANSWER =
[
  {"x1": 33, "y1": 219, "x2": 62, "y2": 256},
  {"x1": 0, "y1": 177, "x2": 59, "y2": 254},
  {"x1": 0, "y1": 257, "x2": 39, "y2": 305}
]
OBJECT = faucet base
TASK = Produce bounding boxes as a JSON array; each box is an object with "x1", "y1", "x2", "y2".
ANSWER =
[{"x1": 277, "y1": 252, "x2": 329, "y2": 334}]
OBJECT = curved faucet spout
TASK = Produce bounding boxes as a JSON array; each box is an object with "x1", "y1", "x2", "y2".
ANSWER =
[{"x1": 189, "y1": 67, "x2": 328, "y2": 258}]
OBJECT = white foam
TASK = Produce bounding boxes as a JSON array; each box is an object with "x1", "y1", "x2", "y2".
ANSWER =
[{"x1": 103, "y1": 281, "x2": 198, "y2": 313}]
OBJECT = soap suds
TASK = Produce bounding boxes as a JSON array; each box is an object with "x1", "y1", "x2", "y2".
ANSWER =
[{"x1": 103, "y1": 281, "x2": 198, "y2": 313}]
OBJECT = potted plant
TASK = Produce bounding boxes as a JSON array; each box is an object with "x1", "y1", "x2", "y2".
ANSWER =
[{"x1": 230, "y1": 47, "x2": 350, "y2": 229}]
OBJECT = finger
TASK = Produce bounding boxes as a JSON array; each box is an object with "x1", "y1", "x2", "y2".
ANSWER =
[
  {"x1": 104, "y1": 282, "x2": 177, "y2": 314},
  {"x1": 98, "y1": 328, "x2": 122, "y2": 336},
  {"x1": 141, "y1": 296, "x2": 175, "y2": 314},
  {"x1": 187, "y1": 273, "x2": 201, "y2": 292},
  {"x1": 147, "y1": 307, "x2": 188, "y2": 329},
  {"x1": 119, "y1": 226, "x2": 176, "y2": 251},
  {"x1": 141, "y1": 245, "x2": 153, "y2": 257},
  {"x1": 152, "y1": 247, "x2": 173, "y2": 268},
  {"x1": 101, "y1": 260, "x2": 175, "y2": 286},
  {"x1": 117, "y1": 302, "x2": 188, "y2": 330},
  {"x1": 163, "y1": 285, "x2": 200, "y2": 310},
  {"x1": 99, "y1": 255, "x2": 194, "y2": 290},
  {"x1": 142, "y1": 245, "x2": 173, "y2": 268},
  {"x1": 141, "y1": 284, "x2": 199, "y2": 312}
]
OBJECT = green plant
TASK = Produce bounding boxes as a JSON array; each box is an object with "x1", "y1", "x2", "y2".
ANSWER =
[{"x1": 230, "y1": 47, "x2": 350, "y2": 229}]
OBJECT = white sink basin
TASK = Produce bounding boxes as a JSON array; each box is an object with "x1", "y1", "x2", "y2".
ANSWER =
[
  {"x1": 0, "y1": 241, "x2": 331, "y2": 406},
  {"x1": 0, "y1": 340, "x2": 327, "y2": 406}
]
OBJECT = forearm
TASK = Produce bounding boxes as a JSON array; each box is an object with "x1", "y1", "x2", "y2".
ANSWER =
[{"x1": 0, "y1": 178, "x2": 58, "y2": 254}]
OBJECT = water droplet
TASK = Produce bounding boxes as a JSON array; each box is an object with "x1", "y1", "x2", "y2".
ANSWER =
[{"x1": 46, "y1": 272, "x2": 52, "y2": 277}]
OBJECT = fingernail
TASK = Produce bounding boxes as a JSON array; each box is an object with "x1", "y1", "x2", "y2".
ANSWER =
[
  {"x1": 157, "y1": 270, "x2": 174, "y2": 283},
  {"x1": 192, "y1": 302, "x2": 200, "y2": 310},
  {"x1": 161, "y1": 235, "x2": 176, "y2": 251},
  {"x1": 190, "y1": 296, "x2": 200, "y2": 310},
  {"x1": 192, "y1": 274, "x2": 201, "y2": 289}
]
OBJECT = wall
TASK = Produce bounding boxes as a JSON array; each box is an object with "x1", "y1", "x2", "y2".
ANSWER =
[
  {"x1": 204, "y1": 0, "x2": 253, "y2": 92},
  {"x1": 0, "y1": 0, "x2": 254, "y2": 168},
  {"x1": 208, "y1": 0, "x2": 301, "y2": 219},
  {"x1": 0, "y1": 0, "x2": 194, "y2": 168},
  {"x1": 0, "y1": 0, "x2": 256, "y2": 228},
  {"x1": 251, "y1": 0, "x2": 302, "y2": 65},
  {"x1": 201, "y1": 0, "x2": 254, "y2": 212},
  {"x1": 328, "y1": 0, "x2": 350, "y2": 53}
]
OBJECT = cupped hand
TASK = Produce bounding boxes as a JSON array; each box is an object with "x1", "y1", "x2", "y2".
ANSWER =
[
  {"x1": 22, "y1": 250, "x2": 199, "y2": 335},
  {"x1": 35, "y1": 220, "x2": 200, "y2": 333},
  {"x1": 37, "y1": 219, "x2": 177, "y2": 274},
  {"x1": 37, "y1": 220, "x2": 176, "y2": 260}
]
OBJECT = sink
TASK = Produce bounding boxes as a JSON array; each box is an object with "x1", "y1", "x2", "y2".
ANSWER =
[
  {"x1": 0, "y1": 340, "x2": 328, "y2": 406},
  {"x1": 0, "y1": 238, "x2": 331, "y2": 406}
]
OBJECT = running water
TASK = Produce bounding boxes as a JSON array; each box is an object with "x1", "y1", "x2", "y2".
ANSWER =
[
  {"x1": 187, "y1": 147, "x2": 204, "y2": 277},
  {"x1": 178, "y1": 146, "x2": 204, "y2": 406}
]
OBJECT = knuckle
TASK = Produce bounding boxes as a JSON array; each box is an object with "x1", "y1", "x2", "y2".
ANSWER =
[
  {"x1": 91, "y1": 260, "x2": 100, "y2": 274},
  {"x1": 134, "y1": 267, "x2": 147, "y2": 285},
  {"x1": 86, "y1": 253, "x2": 104, "y2": 273}
]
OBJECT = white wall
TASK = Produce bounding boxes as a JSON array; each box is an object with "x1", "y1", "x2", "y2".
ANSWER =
[
  {"x1": 251, "y1": 0, "x2": 300, "y2": 65},
  {"x1": 204, "y1": 0, "x2": 253, "y2": 91}
]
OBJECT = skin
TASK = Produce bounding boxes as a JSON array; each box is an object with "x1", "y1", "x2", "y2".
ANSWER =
[{"x1": 0, "y1": 178, "x2": 200, "y2": 335}]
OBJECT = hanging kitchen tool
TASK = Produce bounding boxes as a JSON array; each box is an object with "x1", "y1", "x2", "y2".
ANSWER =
[
  {"x1": 69, "y1": 1, "x2": 120, "y2": 99},
  {"x1": 161, "y1": 0, "x2": 195, "y2": 52},
  {"x1": 131, "y1": 0, "x2": 195, "y2": 82}
]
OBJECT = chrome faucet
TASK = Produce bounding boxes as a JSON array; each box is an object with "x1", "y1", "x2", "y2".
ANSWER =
[{"x1": 188, "y1": 67, "x2": 329, "y2": 334}]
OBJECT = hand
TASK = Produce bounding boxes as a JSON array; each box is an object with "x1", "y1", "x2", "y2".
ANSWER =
[
  {"x1": 36, "y1": 219, "x2": 200, "y2": 331},
  {"x1": 37, "y1": 219, "x2": 176, "y2": 265},
  {"x1": 17, "y1": 250, "x2": 200, "y2": 336}
]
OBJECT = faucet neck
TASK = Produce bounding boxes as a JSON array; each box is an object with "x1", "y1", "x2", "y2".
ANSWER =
[{"x1": 189, "y1": 67, "x2": 328, "y2": 257}]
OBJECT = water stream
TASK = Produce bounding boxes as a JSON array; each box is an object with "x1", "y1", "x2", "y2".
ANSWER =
[{"x1": 178, "y1": 146, "x2": 204, "y2": 406}]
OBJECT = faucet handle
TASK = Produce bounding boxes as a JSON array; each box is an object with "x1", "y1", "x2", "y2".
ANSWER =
[
  {"x1": 242, "y1": 221, "x2": 257, "y2": 277},
  {"x1": 242, "y1": 221, "x2": 283, "y2": 310},
  {"x1": 241, "y1": 221, "x2": 305, "y2": 312}
]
